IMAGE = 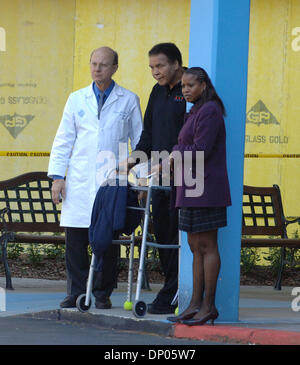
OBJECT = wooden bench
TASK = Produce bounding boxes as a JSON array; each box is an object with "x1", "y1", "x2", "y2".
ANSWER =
[
  {"x1": 241, "y1": 184, "x2": 300, "y2": 290},
  {"x1": 0, "y1": 172, "x2": 65, "y2": 289},
  {"x1": 5, "y1": 173, "x2": 295, "y2": 292},
  {"x1": 0, "y1": 171, "x2": 146, "y2": 290}
]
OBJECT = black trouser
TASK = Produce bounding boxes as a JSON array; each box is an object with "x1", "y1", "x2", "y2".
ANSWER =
[
  {"x1": 65, "y1": 227, "x2": 120, "y2": 300},
  {"x1": 151, "y1": 189, "x2": 179, "y2": 306}
]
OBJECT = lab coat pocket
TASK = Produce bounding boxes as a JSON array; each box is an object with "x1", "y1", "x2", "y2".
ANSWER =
[
  {"x1": 114, "y1": 111, "x2": 129, "y2": 140},
  {"x1": 67, "y1": 156, "x2": 89, "y2": 183}
]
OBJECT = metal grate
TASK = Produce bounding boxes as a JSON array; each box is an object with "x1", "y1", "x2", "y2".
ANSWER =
[
  {"x1": 0, "y1": 172, "x2": 62, "y2": 232},
  {"x1": 0, "y1": 179, "x2": 60, "y2": 224},
  {"x1": 242, "y1": 185, "x2": 285, "y2": 237},
  {"x1": 243, "y1": 193, "x2": 276, "y2": 228}
]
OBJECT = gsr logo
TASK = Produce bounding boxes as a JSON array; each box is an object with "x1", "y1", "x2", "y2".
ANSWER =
[
  {"x1": 247, "y1": 111, "x2": 270, "y2": 124},
  {"x1": 291, "y1": 287, "x2": 300, "y2": 312}
]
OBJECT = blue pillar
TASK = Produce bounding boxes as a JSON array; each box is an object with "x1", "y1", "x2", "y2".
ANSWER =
[{"x1": 178, "y1": 0, "x2": 250, "y2": 322}]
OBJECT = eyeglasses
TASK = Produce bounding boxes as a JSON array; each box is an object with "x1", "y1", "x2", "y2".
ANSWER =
[{"x1": 90, "y1": 62, "x2": 115, "y2": 69}]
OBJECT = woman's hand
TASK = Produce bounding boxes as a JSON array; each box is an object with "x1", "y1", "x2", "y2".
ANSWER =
[
  {"x1": 151, "y1": 154, "x2": 175, "y2": 176},
  {"x1": 118, "y1": 157, "x2": 136, "y2": 175},
  {"x1": 151, "y1": 163, "x2": 161, "y2": 175}
]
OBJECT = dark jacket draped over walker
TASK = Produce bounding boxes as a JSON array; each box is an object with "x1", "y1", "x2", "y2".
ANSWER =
[{"x1": 89, "y1": 179, "x2": 141, "y2": 271}]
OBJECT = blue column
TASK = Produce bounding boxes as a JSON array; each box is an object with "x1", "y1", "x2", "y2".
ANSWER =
[{"x1": 178, "y1": 0, "x2": 250, "y2": 322}]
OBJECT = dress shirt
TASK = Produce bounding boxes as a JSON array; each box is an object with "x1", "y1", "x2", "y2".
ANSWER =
[{"x1": 93, "y1": 80, "x2": 115, "y2": 106}]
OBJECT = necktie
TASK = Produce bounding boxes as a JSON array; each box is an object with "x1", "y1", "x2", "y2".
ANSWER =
[{"x1": 98, "y1": 92, "x2": 104, "y2": 119}]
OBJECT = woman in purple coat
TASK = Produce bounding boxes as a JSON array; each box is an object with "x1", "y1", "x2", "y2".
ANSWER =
[{"x1": 167, "y1": 67, "x2": 231, "y2": 326}]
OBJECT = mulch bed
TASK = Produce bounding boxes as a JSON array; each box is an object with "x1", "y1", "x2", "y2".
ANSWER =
[
  {"x1": 1, "y1": 255, "x2": 300, "y2": 286},
  {"x1": 240, "y1": 266, "x2": 300, "y2": 287}
]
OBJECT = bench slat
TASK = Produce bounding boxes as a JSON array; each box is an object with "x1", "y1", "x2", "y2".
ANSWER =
[
  {"x1": 0, "y1": 222, "x2": 64, "y2": 232},
  {"x1": 242, "y1": 238, "x2": 300, "y2": 248},
  {"x1": 13, "y1": 233, "x2": 65, "y2": 244}
]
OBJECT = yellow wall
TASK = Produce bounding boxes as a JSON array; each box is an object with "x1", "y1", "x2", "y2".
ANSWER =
[
  {"x1": 0, "y1": 0, "x2": 76, "y2": 178},
  {"x1": 1, "y1": 0, "x2": 299, "y2": 266},
  {"x1": 245, "y1": 0, "x2": 300, "y2": 224},
  {"x1": 1, "y1": 0, "x2": 298, "y2": 230},
  {"x1": 0, "y1": 0, "x2": 190, "y2": 181},
  {"x1": 73, "y1": 0, "x2": 190, "y2": 114}
]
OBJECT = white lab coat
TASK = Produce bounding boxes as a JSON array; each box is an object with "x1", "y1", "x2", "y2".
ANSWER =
[{"x1": 48, "y1": 82, "x2": 142, "y2": 227}]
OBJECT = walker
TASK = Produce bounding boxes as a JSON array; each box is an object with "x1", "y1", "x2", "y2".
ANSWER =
[{"x1": 76, "y1": 172, "x2": 180, "y2": 318}]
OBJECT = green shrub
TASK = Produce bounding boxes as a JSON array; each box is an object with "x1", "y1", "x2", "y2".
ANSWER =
[
  {"x1": 43, "y1": 244, "x2": 65, "y2": 260},
  {"x1": 26, "y1": 244, "x2": 43, "y2": 266},
  {"x1": 240, "y1": 247, "x2": 261, "y2": 274},
  {"x1": 6, "y1": 243, "x2": 24, "y2": 259}
]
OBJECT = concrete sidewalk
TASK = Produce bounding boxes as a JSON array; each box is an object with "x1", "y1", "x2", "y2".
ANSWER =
[{"x1": 0, "y1": 277, "x2": 300, "y2": 344}]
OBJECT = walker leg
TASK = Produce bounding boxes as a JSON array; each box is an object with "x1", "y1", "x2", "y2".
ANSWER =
[
  {"x1": 171, "y1": 289, "x2": 179, "y2": 306},
  {"x1": 76, "y1": 254, "x2": 95, "y2": 312},
  {"x1": 85, "y1": 254, "x2": 96, "y2": 305},
  {"x1": 135, "y1": 186, "x2": 152, "y2": 303},
  {"x1": 124, "y1": 234, "x2": 135, "y2": 310},
  {"x1": 135, "y1": 214, "x2": 150, "y2": 302}
]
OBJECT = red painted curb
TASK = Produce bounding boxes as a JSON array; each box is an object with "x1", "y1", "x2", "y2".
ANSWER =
[{"x1": 173, "y1": 324, "x2": 300, "y2": 345}]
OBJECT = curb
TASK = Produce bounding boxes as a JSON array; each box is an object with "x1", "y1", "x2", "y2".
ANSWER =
[
  {"x1": 21, "y1": 310, "x2": 174, "y2": 338},
  {"x1": 173, "y1": 323, "x2": 300, "y2": 345},
  {"x1": 20, "y1": 310, "x2": 300, "y2": 345}
]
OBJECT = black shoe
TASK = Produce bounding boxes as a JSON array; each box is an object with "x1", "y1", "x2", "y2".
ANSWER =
[
  {"x1": 181, "y1": 309, "x2": 219, "y2": 326},
  {"x1": 147, "y1": 302, "x2": 177, "y2": 315},
  {"x1": 60, "y1": 295, "x2": 78, "y2": 308},
  {"x1": 95, "y1": 297, "x2": 112, "y2": 309},
  {"x1": 167, "y1": 308, "x2": 200, "y2": 323}
]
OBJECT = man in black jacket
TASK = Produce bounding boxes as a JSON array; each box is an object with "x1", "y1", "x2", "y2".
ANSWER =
[
  {"x1": 99, "y1": 43, "x2": 186, "y2": 313},
  {"x1": 131, "y1": 43, "x2": 186, "y2": 314}
]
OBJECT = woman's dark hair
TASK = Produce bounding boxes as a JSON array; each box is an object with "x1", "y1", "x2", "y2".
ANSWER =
[
  {"x1": 149, "y1": 43, "x2": 182, "y2": 66},
  {"x1": 184, "y1": 67, "x2": 226, "y2": 116}
]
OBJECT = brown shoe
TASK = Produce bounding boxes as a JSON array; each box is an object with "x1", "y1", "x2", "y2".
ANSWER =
[
  {"x1": 60, "y1": 295, "x2": 78, "y2": 308},
  {"x1": 147, "y1": 302, "x2": 176, "y2": 314},
  {"x1": 95, "y1": 297, "x2": 112, "y2": 309}
]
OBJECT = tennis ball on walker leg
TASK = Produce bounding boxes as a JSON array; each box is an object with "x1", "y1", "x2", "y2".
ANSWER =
[
  {"x1": 175, "y1": 307, "x2": 179, "y2": 316},
  {"x1": 123, "y1": 301, "x2": 133, "y2": 311}
]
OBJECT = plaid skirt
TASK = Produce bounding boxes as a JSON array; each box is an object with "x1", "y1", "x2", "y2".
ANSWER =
[{"x1": 179, "y1": 207, "x2": 227, "y2": 233}]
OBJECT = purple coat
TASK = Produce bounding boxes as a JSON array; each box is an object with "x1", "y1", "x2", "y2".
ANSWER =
[{"x1": 172, "y1": 101, "x2": 231, "y2": 208}]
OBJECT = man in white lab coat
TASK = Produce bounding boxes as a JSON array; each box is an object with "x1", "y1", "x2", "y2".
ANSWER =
[{"x1": 48, "y1": 47, "x2": 142, "y2": 308}]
